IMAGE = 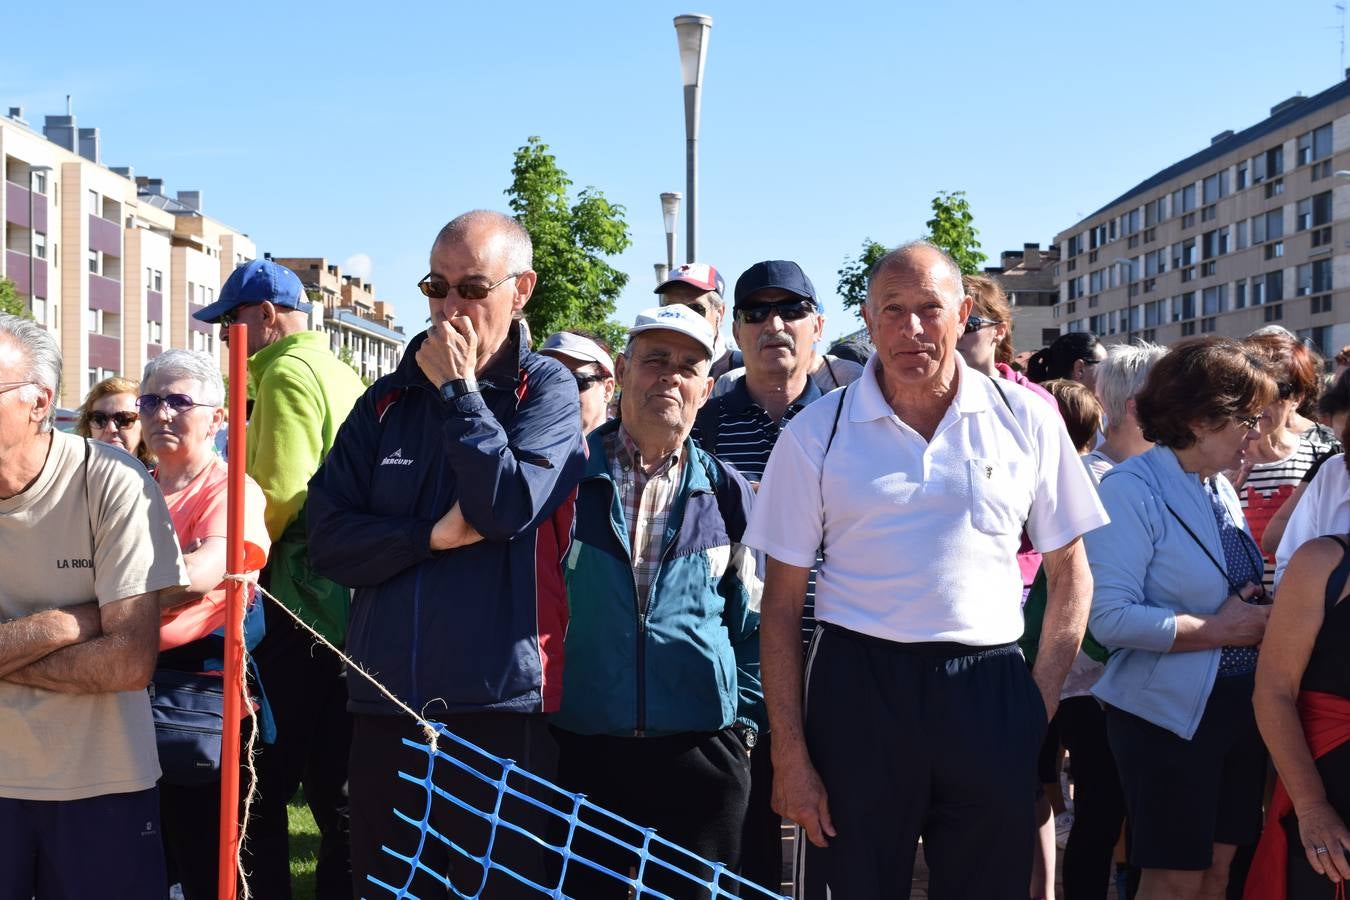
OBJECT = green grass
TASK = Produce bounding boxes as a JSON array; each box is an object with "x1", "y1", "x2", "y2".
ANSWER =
[{"x1": 286, "y1": 794, "x2": 320, "y2": 900}]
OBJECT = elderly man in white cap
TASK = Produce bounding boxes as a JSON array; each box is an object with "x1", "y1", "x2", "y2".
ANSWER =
[
  {"x1": 539, "y1": 330, "x2": 616, "y2": 433},
  {"x1": 550, "y1": 305, "x2": 763, "y2": 899}
]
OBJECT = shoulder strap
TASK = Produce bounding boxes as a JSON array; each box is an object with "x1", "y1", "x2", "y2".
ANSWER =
[
  {"x1": 986, "y1": 372, "x2": 1014, "y2": 411},
  {"x1": 1160, "y1": 493, "x2": 1262, "y2": 595},
  {"x1": 822, "y1": 356, "x2": 841, "y2": 388},
  {"x1": 1323, "y1": 535, "x2": 1350, "y2": 612},
  {"x1": 822, "y1": 383, "x2": 849, "y2": 459}
]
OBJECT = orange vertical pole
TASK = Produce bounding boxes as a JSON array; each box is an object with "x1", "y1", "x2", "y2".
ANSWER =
[{"x1": 218, "y1": 324, "x2": 247, "y2": 900}]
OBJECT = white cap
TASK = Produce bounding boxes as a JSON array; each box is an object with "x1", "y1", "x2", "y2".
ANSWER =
[
  {"x1": 539, "y1": 332, "x2": 614, "y2": 376},
  {"x1": 627, "y1": 305, "x2": 716, "y2": 359}
]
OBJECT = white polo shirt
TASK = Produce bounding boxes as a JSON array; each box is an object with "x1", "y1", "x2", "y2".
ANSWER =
[{"x1": 743, "y1": 355, "x2": 1109, "y2": 646}]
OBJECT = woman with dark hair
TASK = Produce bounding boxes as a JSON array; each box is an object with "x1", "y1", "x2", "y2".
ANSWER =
[
  {"x1": 1245, "y1": 429, "x2": 1350, "y2": 897},
  {"x1": 74, "y1": 375, "x2": 153, "y2": 467},
  {"x1": 1027, "y1": 332, "x2": 1108, "y2": 388},
  {"x1": 1233, "y1": 332, "x2": 1341, "y2": 592},
  {"x1": 1085, "y1": 337, "x2": 1278, "y2": 900}
]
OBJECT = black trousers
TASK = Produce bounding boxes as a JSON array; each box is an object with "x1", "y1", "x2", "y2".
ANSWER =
[
  {"x1": 796, "y1": 625, "x2": 1048, "y2": 900},
  {"x1": 349, "y1": 711, "x2": 558, "y2": 900},
  {"x1": 1057, "y1": 695, "x2": 1126, "y2": 900},
  {"x1": 243, "y1": 598, "x2": 352, "y2": 900},
  {"x1": 738, "y1": 730, "x2": 784, "y2": 892},
  {"x1": 552, "y1": 727, "x2": 753, "y2": 900}
]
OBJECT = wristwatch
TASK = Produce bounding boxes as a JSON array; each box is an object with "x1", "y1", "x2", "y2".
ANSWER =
[
  {"x1": 439, "y1": 376, "x2": 479, "y2": 402},
  {"x1": 731, "y1": 722, "x2": 758, "y2": 751}
]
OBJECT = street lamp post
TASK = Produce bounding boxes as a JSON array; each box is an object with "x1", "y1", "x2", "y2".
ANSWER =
[
  {"x1": 674, "y1": 14, "x2": 711, "y2": 264},
  {"x1": 28, "y1": 164, "x2": 52, "y2": 324},
  {"x1": 1112, "y1": 257, "x2": 1137, "y2": 342},
  {"x1": 660, "y1": 192, "x2": 682, "y2": 270},
  {"x1": 655, "y1": 263, "x2": 670, "y2": 286}
]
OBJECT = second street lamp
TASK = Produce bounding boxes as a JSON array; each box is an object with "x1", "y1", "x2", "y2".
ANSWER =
[
  {"x1": 660, "y1": 191, "x2": 681, "y2": 271},
  {"x1": 1112, "y1": 257, "x2": 1138, "y2": 342},
  {"x1": 674, "y1": 14, "x2": 711, "y2": 264}
]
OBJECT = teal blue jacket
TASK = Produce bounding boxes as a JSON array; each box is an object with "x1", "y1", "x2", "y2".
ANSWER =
[{"x1": 553, "y1": 420, "x2": 764, "y2": 737}]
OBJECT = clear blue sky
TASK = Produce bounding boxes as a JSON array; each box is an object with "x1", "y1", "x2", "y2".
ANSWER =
[{"x1": 5, "y1": 0, "x2": 1348, "y2": 346}]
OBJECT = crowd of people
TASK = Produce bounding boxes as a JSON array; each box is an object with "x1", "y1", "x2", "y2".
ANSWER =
[{"x1": 1, "y1": 209, "x2": 1349, "y2": 900}]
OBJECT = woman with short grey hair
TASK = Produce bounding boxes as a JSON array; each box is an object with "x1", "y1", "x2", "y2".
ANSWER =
[{"x1": 1084, "y1": 342, "x2": 1167, "y2": 481}]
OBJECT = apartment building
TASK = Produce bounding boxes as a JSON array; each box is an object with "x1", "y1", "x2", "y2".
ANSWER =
[
  {"x1": 269, "y1": 256, "x2": 406, "y2": 381},
  {"x1": 987, "y1": 242, "x2": 1061, "y2": 355},
  {"x1": 0, "y1": 106, "x2": 255, "y2": 406},
  {"x1": 1053, "y1": 74, "x2": 1350, "y2": 359}
]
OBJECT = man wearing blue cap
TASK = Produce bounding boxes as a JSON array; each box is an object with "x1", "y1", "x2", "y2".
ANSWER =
[{"x1": 193, "y1": 258, "x2": 365, "y2": 899}]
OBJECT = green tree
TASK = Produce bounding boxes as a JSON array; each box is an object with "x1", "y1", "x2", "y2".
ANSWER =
[
  {"x1": 836, "y1": 238, "x2": 888, "y2": 318},
  {"x1": 505, "y1": 136, "x2": 630, "y2": 350},
  {"x1": 925, "y1": 190, "x2": 986, "y2": 275},
  {"x1": 337, "y1": 344, "x2": 372, "y2": 386},
  {"x1": 0, "y1": 278, "x2": 32, "y2": 319}
]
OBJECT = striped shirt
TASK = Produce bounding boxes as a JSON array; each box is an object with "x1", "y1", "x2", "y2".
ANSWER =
[
  {"x1": 605, "y1": 426, "x2": 684, "y2": 611},
  {"x1": 1237, "y1": 424, "x2": 1341, "y2": 591},
  {"x1": 693, "y1": 375, "x2": 827, "y2": 648}
]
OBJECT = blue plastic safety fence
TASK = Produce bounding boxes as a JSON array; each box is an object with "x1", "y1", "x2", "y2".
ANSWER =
[{"x1": 363, "y1": 723, "x2": 791, "y2": 900}]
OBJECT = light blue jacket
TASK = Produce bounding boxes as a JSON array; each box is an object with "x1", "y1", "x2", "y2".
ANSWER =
[{"x1": 1086, "y1": 445, "x2": 1249, "y2": 740}]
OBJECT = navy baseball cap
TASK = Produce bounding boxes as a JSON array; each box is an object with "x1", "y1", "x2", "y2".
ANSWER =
[
  {"x1": 734, "y1": 260, "x2": 820, "y2": 311},
  {"x1": 193, "y1": 259, "x2": 312, "y2": 324}
]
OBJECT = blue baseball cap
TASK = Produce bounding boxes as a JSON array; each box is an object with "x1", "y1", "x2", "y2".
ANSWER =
[
  {"x1": 733, "y1": 260, "x2": 820, "y2": 311},
  {"x1": 193, "y1": 259, "x2": 312, "y2": 324}
]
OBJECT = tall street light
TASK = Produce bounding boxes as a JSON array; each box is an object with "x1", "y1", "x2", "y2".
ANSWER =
[
  {"x1": 28, "y1": 164, "x2": 53, "y2": 324},
  {"x1": 1112, "y1": 257, "x2": 1137, "y2": 342},
  {"x1": 655, "y1": 263, "x2": 670, "y2": 286},
  {"x1": 674, "y1": 14, "x2": 711, "y2": 264},
  {"x1": 660, "y1": 191, "x2": 682, "y2": 270}
]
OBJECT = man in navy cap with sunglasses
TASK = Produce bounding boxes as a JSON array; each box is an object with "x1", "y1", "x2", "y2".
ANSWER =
[{"x1": 193, "y1": 258, "x2": 365, "y2": 899}]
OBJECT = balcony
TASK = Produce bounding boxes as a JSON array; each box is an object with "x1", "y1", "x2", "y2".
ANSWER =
[
  {"x1": 89, "y1": 333, "x2": 121, "y2": 371},
  {"x1": 89, "y1": 273, "x2": 121, "y2": 313},
  {"x1": 88, "y1": 214, "x2": 121, "y2": 255},
  {"x1": 189, "y1": 304, "x2": 213, "y2": 334},
  {"x1": 146, "y1": 290, "x2": 163, "y2": 323},
  {"x1": 5, "y1": 182, "x2": 48, "y2": 233},
  {"x1": 5, "y1": 250, "x2": 48, "y2": 298}
]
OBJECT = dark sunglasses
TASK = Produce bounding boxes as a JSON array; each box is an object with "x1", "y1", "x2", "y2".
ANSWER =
[
  {"x1": 219, "y1": 304, "x2": 260, "y2": 327},
  {"x1": 573, "y1": 372, "x2": 610, "y2": 392},
  {"x1": 1277, "y1": 382, "x2": 1296, "y2": 400},
  {"x1": 417, "y1": 272, "x2": 521, "y2": 301},
  {"x1": 89, "y1": 410, "x2": 139, "y2": 430},
  {"x1": 735, "y1": 299, "x2": 816, "y2": 325},
  {"x1": 964, "y1": 315, "x2": 1001, "y2": 335},
  {"x1": 664, "y1": 301, "x2": 708, "y2": 318},
  {"x1": 136, "y1": 393, "x2": 214, "y2": 415}
]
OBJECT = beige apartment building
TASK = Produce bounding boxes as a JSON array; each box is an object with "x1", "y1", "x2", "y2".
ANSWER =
[
  {"x1": 270, "y1": 256, "x2": 406, "y2": 381},
  {"x1": 1053, "y1": 75, "x2": 1350, "y2": 359},
  {"x1": 987, "y1": 243, "x2": 1061, "y2": 356},
  {"x1": 0, "y1": 106, "x2": 255, "y2": 406}
]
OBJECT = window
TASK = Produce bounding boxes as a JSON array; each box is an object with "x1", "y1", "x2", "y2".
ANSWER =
[
  {"x1": 1236, "y1": 220, "x2": 1249, "y2": 250},
  {"x1": 88, "y1": 189, "x2": 98, "y2": 210},
  {"x1": 1235, "y1": 279, "x2": 1247, "y2": 308},
  {"x1": 1201, "y1": 205, "x2": 1217, "y2": 222},
  {"x1": 1173, "y1": 184, "x2": 1197, "y2": 214},
  {"x1": 1181, "y1": 321, "x2": 1197, "y2": 336},
  {"x1": 1202, "y1": 228, "x2": 1228, "y2": 259},
  {"x1": 1313, "y1": 258, "x2": 1333, "y2": 294},
  {"x1": 1089, "y1": 269, "x2": 1104, "y2": 294},
  {"x1": 1298, "y1": 191, "x2": 1334, "y2": 231},
  {"x1": 153, "y1": 269, "x2": 163, "y2": 292},
  {"x1": 1313, "y1": 226, "x2": 1334, "y2": 248},
  {"x1": 1182, "y1": 213, "x2": 1197, "y2": 229},
  {"x1": 1312, "y1": 295, "x2": 1334, "y2": 314},
  {"x1": 1173, "y1": 239, "x2": 1197, "y2": 269},
  {"x1": 1124, "y1": 209, "x2": 1140, "y2": 235},
  {"x1": 1109, "y1": 218, "x2": 1119, "y2": 241},
  {"x1": 1174, "y1": 292, "x2": 1196, "y2": 321},
  {"x1": 1144, "y1": 299, "x2": 1165, "y2": 327},
  {"x1": 1265, "y1": 304, "x2": 1284, "y2": 322},
  {"x1": 1267, "y1": 270, "x2": 1285, "y2": 302},
  {"x1": 1067, "y1": 235, "x2": 1084, "y2": 257},
  {"x1": 1203, "y1": 285, "x2": 1227, "y2": 315},
  {"x1": 1266, "y1": 179, "x2": 1285, "y2": 199},
  {"x1": 33, "y1": 232, "x2": 46, "y2": 260},
  {"x1": 1202, "y1": 261, "x2": 1217, "y2": 277},
  {"x1": 1268, "y1": 209, "x2": 1287, "y2": 239},
  {"x1": 87, "y1": 250, "x2": 98, "y2": 275},
  {"x1": 1203, "y1": 172, "x2": 1229, "y2": 204},
  {"x1": 1299, "y1": 123, "x2": 1334, "y2": 164},
  {"x1": 1237, "y1": 162, "x2": 1248, "y2": 190},
  {"x1": 188, "y1": 282, "x2": 195, "y2": 303},
  {"x1": 1265, "y1": 242, "x2": 1284, "y2": 260},
  {"x1": 1201, "y1": 317, "x2": 1217, "y2": 333}
]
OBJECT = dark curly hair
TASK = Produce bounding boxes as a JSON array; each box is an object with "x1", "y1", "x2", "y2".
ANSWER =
[{"x1": 1134, "y1": 337, "x2": 1278, "y2": 449}]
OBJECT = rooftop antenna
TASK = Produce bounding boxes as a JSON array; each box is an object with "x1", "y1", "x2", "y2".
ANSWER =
[
  {"x1": 65, "y1": 94, "x2": 71, "y2": 116},
  {"x1": 1337, "y1": 3, "x2": 1346, "y2": 77}
]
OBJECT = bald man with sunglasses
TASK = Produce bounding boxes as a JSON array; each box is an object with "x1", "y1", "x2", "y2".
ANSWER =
[{"x1": 307, "y1": 209, "x2": 585, "y2": 899}]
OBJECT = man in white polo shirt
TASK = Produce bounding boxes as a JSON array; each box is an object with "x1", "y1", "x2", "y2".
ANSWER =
[{"x1": 745, "y1": 241, "x2": 1108, "y2": 899}]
